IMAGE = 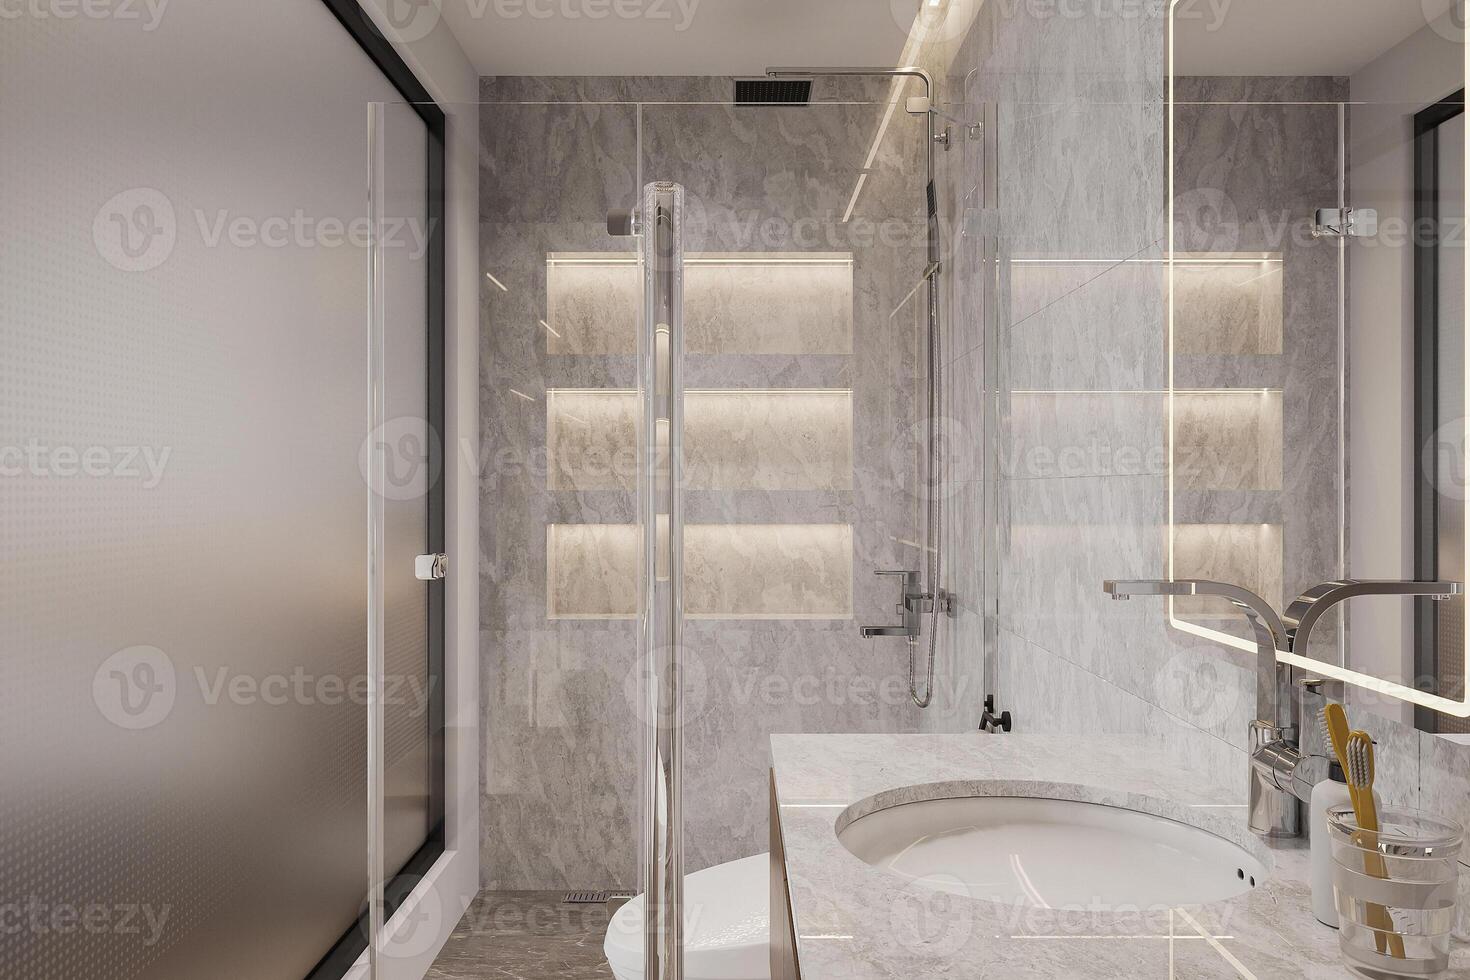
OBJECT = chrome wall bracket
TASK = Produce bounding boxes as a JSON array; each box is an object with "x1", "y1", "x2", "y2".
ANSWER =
[{"x1": 979, "y1": 695, "x2": 1012, "y2": 733}]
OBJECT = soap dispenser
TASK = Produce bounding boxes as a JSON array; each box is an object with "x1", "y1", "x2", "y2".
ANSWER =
[{"x1": 1309, "y1": 760, "x2": 1356, "y2": 928}]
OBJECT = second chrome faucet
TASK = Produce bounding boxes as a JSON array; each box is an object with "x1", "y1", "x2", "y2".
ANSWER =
[{"x1": 1102, "y1": 578, "x2": 1461, "y2": 839}]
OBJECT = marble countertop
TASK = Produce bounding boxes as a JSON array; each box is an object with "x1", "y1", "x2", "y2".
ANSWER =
[{"x1": 770, "y1": 732, "x2": 1469, "y2": 979}]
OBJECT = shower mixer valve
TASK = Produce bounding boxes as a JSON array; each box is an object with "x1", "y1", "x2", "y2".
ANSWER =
[{"x1": 861, "y1": 569, "x2": 939, "y2": 639}]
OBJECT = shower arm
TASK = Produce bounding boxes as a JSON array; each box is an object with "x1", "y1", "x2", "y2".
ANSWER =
[
  {"x1": 765, "y1": 66, "x2": 936, "y2": 100},
  {"x1": 766, "y1": 67, "x2": 944, "y2": 240}
]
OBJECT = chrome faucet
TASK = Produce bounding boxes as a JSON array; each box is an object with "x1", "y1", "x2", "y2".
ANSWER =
[
  {"x1": 1102, "y1": 578, "x2": 1461, "y2": 839},
  {"x1": 861, "y1": 569, "x2": 933, "y2": 639}
]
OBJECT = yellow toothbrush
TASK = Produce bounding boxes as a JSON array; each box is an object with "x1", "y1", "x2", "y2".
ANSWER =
[{"x1": 1344, "y1": 728, "x2": 1404, "y2": 959}]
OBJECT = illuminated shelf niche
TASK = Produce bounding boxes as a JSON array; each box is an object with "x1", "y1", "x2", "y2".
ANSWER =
[{"x1": 547, "y1": 523, "x2": 854, "y2": 620}]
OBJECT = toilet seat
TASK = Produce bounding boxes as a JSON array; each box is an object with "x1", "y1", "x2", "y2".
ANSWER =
[{"x1": 603, "y1": 853, "x2": 771, "y2": 980}]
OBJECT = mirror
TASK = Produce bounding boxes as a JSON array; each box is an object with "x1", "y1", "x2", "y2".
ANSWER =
[{"x1": 1168, "y1": 0, "x2": 1468, "y2": 734}]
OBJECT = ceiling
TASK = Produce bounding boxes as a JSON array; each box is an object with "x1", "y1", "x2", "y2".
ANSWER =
[
  {"x1": 1174, "y1": 0, "x2": 1459, "y2": 76},
  {"x1": 438, "y1": 0, "x2": 917, "y2": 76}
]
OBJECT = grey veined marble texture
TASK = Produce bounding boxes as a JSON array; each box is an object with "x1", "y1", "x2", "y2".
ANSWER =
[
  {"x1": 479, "y1": 75, "x2": 940, "y2": 889},
  {"x1": 544, "y1": 255, "x2": 855, "y2": 356},
  {"x1": 771, "y1": 731, "x2": 1470, "y2": 979}
]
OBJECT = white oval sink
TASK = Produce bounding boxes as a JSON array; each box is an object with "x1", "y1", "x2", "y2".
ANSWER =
[{"x1": 838, "y1": 796, "x2": 1266, "y2": 907}]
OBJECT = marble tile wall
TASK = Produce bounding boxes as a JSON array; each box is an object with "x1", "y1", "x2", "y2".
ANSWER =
[
  {"x1": 939, "y1": 2, "x2": 1470, "y2": 911},
  {"x1": 932, "y1": 0, "x2": 1261, "y2": 770},
  {"x1": 546, "y1": 388, "x2": 855, "y2": 492},
  {"x1": 1172, "y1": 76, "x2": 1344, "y2": 655},
  {"x1": 479, "y1": 76, "x2": 935, "y2": 889}
]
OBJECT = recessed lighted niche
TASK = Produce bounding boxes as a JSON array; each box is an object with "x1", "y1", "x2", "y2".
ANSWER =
[
  {"x1": 1173, "y1": 390, "x2": 1283, "y2": 491},
  {"x1": 546, "y1": 523, "x2": 853, "y2": 620},
  {"x1": 1171, "y1": 522, "x2": 1283, "y2": 625},
  {"x1": 545, "y1": 252, "x2": 854, "y2": 356},
  {"x1": 1172, "y1": 252, "x2": 1283, "y2": 356},
  {"x1": 546, "y1": 388, "x2": 854, "y2": 492}
]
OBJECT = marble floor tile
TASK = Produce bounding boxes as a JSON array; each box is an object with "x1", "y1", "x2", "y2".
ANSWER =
[{"x1": 426, "y1": 892, "x2": 615, "y2": 980}]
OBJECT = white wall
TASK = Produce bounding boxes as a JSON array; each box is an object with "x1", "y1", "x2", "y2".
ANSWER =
[{"x1": 1347, "y1": 13, "x2": 1461, "y2": 720}]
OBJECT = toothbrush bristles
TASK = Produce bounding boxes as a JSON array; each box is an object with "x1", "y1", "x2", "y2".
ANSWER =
[{"x1": 1346, "y1": 737, "x2": 1369, "y2": 787}]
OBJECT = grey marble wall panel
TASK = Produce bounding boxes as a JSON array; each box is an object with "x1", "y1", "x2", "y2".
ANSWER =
[
  {"x1": 1172, "y1": 79, "x2": 1344, "y2": 659},
  {"x1": 683, "y1": 523, "x2": 854, "y2": 619},
  {"x1": 1173, "y1": 260, "x2": 1284, "y2": 356},
  {"x1": 547, "y1": 388, "x2": 855, "y2": 492},
  {"x1": 545, "y1": 257, "x2": 857, "y2": 356},
  {"x1": 1174, "y1": 390, "x2": 1284, "y2": 492},
  {"x1": 1172, "y1": 522, "x2": 1285, "y2": 618},
  {"x1": 480, "y1": 77, "x2": 928, "y2": 887}
]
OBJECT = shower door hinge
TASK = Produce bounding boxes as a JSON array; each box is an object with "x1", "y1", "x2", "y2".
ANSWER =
[
  {"x1": 1312, "y1": 207, "x2": 1377, "y2": 238},
  {"x1": 415, "y1": 553, "x2": 449, "y2": 581}
]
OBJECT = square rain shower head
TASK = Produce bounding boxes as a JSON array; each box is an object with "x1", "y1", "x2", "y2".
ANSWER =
[{"x1": 734, "y1": 77, "x2": 812, "y2": 106}]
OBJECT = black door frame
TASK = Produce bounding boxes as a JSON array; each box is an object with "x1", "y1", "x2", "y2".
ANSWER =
[
  {"x1": 1413, "y1": 89, "x2": 1465, "y2": 733},
  {"x1": 308, "y1": 1, "x2": 448, "y2": 976}
]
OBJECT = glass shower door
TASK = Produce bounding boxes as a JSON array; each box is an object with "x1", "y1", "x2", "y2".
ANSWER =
[
  {"x1": 365, "y1": 99, "x2": 443, "y2": 974},
  {"x1": 637, "y1": 179, "x2": 687, "y2": 980}
]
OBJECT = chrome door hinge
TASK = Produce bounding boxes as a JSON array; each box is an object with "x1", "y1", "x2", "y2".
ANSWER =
[
  {"x1": 415, "y1": 553, "x2": 448, "y2": 581},
  {"x1": 1313, "y1": 207, "x2": 1378, "y2": 238}
]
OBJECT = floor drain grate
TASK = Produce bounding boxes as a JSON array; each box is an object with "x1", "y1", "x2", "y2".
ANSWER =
[{"x1": 563, "y1": 890, "x2": 633, "y2": 904}]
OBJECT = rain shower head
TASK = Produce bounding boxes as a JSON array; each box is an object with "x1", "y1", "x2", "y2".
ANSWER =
[{"x1": 733, "y1": 77, "x2": 812, "y2": 106}]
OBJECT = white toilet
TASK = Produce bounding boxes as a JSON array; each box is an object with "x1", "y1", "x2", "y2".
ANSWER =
[{"x1": 603, "y1": 853, "x2": 772, "y2": 980}]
